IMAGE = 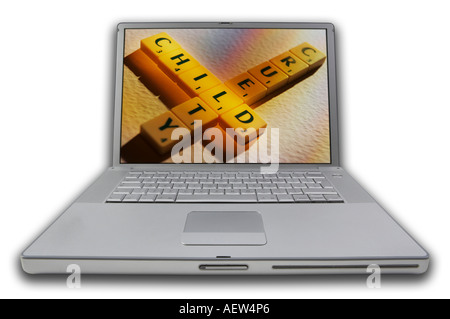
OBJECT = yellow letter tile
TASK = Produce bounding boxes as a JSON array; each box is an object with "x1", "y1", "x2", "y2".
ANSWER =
[
  {"x1": 199, "y1": 84, "x2": 244, "y2": 115},
  {"x1": 140, "y1": 32, "x2": 181, "y2": 61},
  {"x1": 158, "y1": 48, "x2": 200, "y2": 81},
  {"x1": 290, "y1": 42, "x2": 326, "y2": 70},
  {"x1": 248, "y1": 61, "x2": 289, "y2": 94},
  {"x1": 171, "y1": 97, "x2": 218, "y2": 131},
  {"x1": 140, "y1": 111, "x2": 189, "y2": 154},
  {"x1": 124, "y1": 49, "x2": 191, "y2": 108},
  {"x1": 177, "y1": 65, "x2": 222, "y2": 97},
  {"x1": 224, "y1": 72, "x2": 267, "y2": 106},
  {"x1": 270, "y1": 51, "x2": 309, "y2": 82},
  {"x1": 219, "y1": 104, "x2": 267, "y2": 145}
]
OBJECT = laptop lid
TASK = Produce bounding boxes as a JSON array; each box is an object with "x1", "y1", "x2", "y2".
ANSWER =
[{"x1": 112, "y1": 22, "x2": 339, "y2": 169}]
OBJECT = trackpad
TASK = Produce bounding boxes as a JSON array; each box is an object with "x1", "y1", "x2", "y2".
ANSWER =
[{"x1": 181, "y1": 211, "x2": 267, "y2": 246}]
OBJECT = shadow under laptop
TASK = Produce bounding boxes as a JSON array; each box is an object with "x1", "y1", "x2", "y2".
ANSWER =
[{"x1": 17, "y1": 258, "x2": 432, "y2": 289}]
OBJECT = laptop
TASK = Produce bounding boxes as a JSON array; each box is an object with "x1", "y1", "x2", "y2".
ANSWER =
[{"x1": 21, "y1": 22, "x2": 429, "y2": 275}]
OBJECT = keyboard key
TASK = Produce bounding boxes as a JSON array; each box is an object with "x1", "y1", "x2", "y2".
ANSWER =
[
  {"x1": 272, "y1": 189, "x2": 287, "y2": 195},
  {"x1": 139, "y1": 194, "x2": 157, "y2": 202},
  {"x1": 140, "y1": 111, "x2": 190, "y2": 155},
  {"x1": 256, "y1": 189, "x2": 271, "y2": 195},
  {"x1": 176, "y1": 194, "x2": 257, "y2": 202},
  {"x1": 320, "y1": 180, "x2": 334, "y2": 188},
  {"x1": 248, "y1": 61, "x2": 289, "y2": 94},
  {"x1": 308, "y1": 195, "x2": 327, "y2": 202},
  {"x1": 291, "y1": 183, "x2": 307, "y2": 188},
  {"x1": 210, "y1": 189, "x2": 225, "y2": 195},
  {"x1": 277, "y1": 194, "x2": 294, "y2": 202},
  {"x1": 123, "y1": 194, "x2": 141, "y2": 202},
  {"x1": 106, "y1": 194, "x2": 125, "y2": 202},
  {"x1": 303, "y1": 189, "x2": 338, "y2": 195},
  {"x1": 307, "y1": 183, "x2": 323, "y2": 188},
  {"x1": 113, "y1": 189, "x2": 131, "y2": 194},
  {"x1": 287, "y1": 188, "x2": 303, "y2": 195},
  {"x1": 178, "y1": 189, "x2": 194, "y2": 195},
  {"x1": 117, "y1": 184, "x2": 142, "y2": 189},
  {"x1": 324, "y1": 195, "x2": 344, "y2": 202},
  {"x1": 225, "y1": 72, "x2": 267, "y2": 105},
  {"x1": 293, "y1": 195, "x2": 311, "y2": 202},
  {"x1": 131, "y1": 188, "x2": 147, "y2": 195},
  {"x1": 257, "y1": 194, "x2": 278, "y2": 202},
  {"x1": 163, "y1": 189, "x2": 178, "y2": 195},
  {"x1": 155, "y1": 194, "x2": 176, "y2": 202},
  {"x1": 147, "y1": 189, "x2": 163, "y2": 195}
]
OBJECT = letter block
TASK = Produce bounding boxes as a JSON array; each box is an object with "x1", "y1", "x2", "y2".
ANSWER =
[
  {"x1": 248, "y1": 61, "x2": 289, "y2": 94},
  {"x1": 171, "y1": 97, "x2": 218, "y2": 131},
  {"x1": 178, "y1": 65, "x2": 222, "y2": 97},
  {"x1": 140, "y1": 111, "x2": 189, "y2": 154},
  {"x1": 158, "y1": 48, "x2": 200, "y2": 81},
  {"x1": 199, "y1": 84, "x2": 244, "y2": 115},
  {"x1": 290, "y1": 42, "x2": 326, "y2": 70},
  {"x1": 140, "y1": 32, "x2": 181, "y2": 61},
  {"x1": 124, "y1": 49, "x2": 191, "y2": 108},
  {"x1": 219, "y1": 104, "x2": 267, "y2": 145},
  {"x1": 224, "y1": 72, "x2": 267, "y2": 106},
  {"x1": 270, "y1": 51, "x2": 309, "y2": 82}
]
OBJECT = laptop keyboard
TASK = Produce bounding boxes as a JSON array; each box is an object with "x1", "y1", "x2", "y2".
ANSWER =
[{"x1": 106, "y1": 171, "x2": 344, "y2": 203}]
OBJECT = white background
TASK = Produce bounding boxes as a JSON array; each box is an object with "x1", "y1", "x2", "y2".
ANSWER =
[{"x1": 1, "y1": 0, "x2": 449, "y2": 299}]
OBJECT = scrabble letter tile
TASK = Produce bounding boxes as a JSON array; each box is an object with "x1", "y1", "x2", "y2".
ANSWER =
[
  {"x1": 158, "y1": 48, "x2": 200, "y2": 81},
  {"x1": 270, "y1": 51, "x2": 309, "y2": 82},
  {"x1": 140, "y1": 111, "x2": 189, "y2": 154},
  {"x1": 140, "y1": 32, "x2": 181, "y2": 61},
  {"x1": 199, "y1": 84, "x2": 244, "y2": 115},
  {"x1": 171, "y1": 97, "x2": 218, "y2": 131},
  {"x1": 177, "y1": 65, "x2": 221, "y2": 97},
  {"x1": 219, "y1": 104, "x2": 267, "y2": 145},
  {"x1": 248, "y1": 61, "x2": 289, "y2": 94},
  {"x1": 224, "y1": 72, "x2": 267, "y2": 106},
  {"x1": 124, "y1": 49, "x2": 190, "y2": 108},
  {"x1": 290, "y1": 42, "x2": 326, "y2": 70}
]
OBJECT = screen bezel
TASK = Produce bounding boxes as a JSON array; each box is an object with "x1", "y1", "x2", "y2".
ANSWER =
[{"x1": 113, "y1": 22, "x2": 339, "y2": 169}]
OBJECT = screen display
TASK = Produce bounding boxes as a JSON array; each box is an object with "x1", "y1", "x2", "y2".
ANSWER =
[{"x1": 121, "y1": 28, "x2": 330, "y2": 164}]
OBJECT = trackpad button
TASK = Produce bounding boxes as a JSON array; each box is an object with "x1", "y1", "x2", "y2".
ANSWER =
[{"x1": 181, "y1": 211, "x2": 267, "y2": 246}]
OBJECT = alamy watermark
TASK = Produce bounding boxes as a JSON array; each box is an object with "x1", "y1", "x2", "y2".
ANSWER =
[
  {"x1": 169, "y1": 121, "x2": 280, "y2": 173},
  {"x1": 66, "y1": 264, "x2": 81, "y2": 289},
  {"x1": 366, "y1": 264, "x2": 381, "y2": 289}
]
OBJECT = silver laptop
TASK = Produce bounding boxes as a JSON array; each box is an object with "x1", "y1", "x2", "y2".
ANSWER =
[{"x1": 21, "y1": 22, "x2": 429, "y2": 275}]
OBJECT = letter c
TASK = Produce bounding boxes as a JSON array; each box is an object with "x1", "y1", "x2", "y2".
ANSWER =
[
  {"x1": 302, "y1": 47, "x2": 317, "y2": 56},
  {"x1": 155, "y1": 37, "x2": 172, "y2": 47}
]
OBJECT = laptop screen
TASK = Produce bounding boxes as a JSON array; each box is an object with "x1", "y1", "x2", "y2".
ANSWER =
[{"x1": 120, "y1": 28, "x2": 330, "y2": 164}]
